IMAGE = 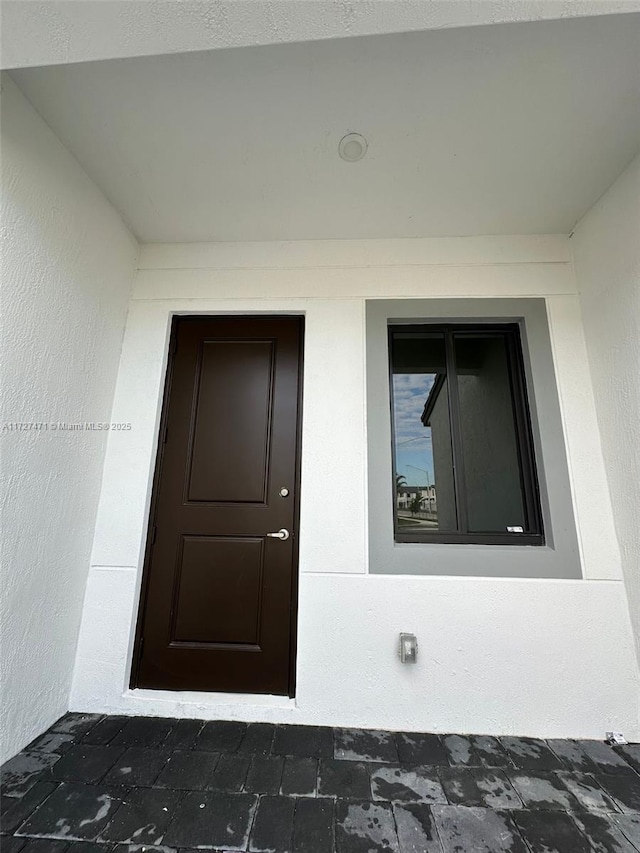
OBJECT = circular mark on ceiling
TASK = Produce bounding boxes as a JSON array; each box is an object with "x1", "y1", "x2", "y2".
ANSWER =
[{"x1": 339, "y1": 133, "x2": 368, "y2": 162}]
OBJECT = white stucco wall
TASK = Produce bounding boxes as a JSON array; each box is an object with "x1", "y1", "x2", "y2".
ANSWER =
[
  {"x1": 572, "y1": 153, "x2": 640, "y2": 663},
  {"x1": 71, "y1": 235, "x2": 639, "y2": 739},
  {"x1": 5, "y1": 0, "x2": 639, "y2": 71},
  {"x1": 0, "y1": 74, "x2": 138, "y2": 762}
]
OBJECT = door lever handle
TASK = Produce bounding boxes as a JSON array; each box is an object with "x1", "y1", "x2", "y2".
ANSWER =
[{"x1": 267, "y1": 528, "x2": 290, "y2": 541}]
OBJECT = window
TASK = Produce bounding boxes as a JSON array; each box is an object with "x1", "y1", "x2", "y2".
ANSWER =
[{"x1": 389, "y1": 323, "x2": 543, "y2": 545}]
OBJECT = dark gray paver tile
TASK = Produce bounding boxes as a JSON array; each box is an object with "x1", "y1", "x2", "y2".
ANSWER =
[
  {"x1": 17, "y1": 782, "x2": 125, "y2": 841},
  {"x1": 614, "y1": 814, "x2": 640, "y2": 848},
  {"x1": 1, "y1": 788, "x2": 15, "y2": 814},
  {"x1": 14, "y1": 841, "x2": 68, "y2": 853},
  {"x1": 318, "y1": 760, "x2": 370, "y2": 799},
  {"x1": 392, "y1": 803, "x2": 442, "y2": 853},
  {"x1": 0, "y1": 837, "x2": 25, "y2": 853},
  {"x1": 194, "y1": 721, "x2": 247, "y2": 753},
  {"x1": 615, "y1": 745, "x2": 640, "y2": 776},
  {"x1": 111, "y1": 719, "x2": 174, "y2": 749},
  {"x1": 500, "y1": 736, "x2": 563, "y2": 771},
  {"x1": 370, "y1": 766, "x2": 446, "y2": 805},
  {"x1": 280, "y1": 758, "x2": 317, "y2": 797},
  {"x1": 113, "y1": 846, "x2": 175, "y2": 853},
  {"x1": 557, "y1": 770, "x2": 622, "y2": 812},
  {"x1": 469, "y1": 736, "x2": 514, "y2": 768},
  {"x1": 395, "y1": 733, "x2": 447, "y2": 767},
  {"x1": 597, "y1": 774, "x2": 640, "y2": 813},
  {"x1": 26, "y1": 734, "x2": 76, "y2": 756},
  {"x1": 100, "y1": 787, "x2": 182, "y2": 844},
  {"x1": 51, "y1": 715, "x2": 103, "y2": 738},
  {"x1": 1, "y1": 753, "x2": 61, "y2": 798},
  {"x1": 572, "y1": 812, "x2": 638, "y2": 852},
  {"x1": 508, "y1": 771, "x2": 584, "y2": 811},
  {"x1": 103, "y1": 748, "x2": 170, "y2": 787},
  {"x1": 249, "y1": 795, "x2": 295, "y2": 853},
  {"x1": 579, "y1": 741, "x2": 638, "y2": 775},
  {"x1": 207, "y1": 754, "x2": 250, "y2": 792},
  {"x1": 162, "y1": 791, "x2": 257, "y2": 850},
  {"x1": 161, "y1": 720, "x2": 204, "y2": 751},
  {"x1": 273, "y1": 726, "x2": 333, "y2": 760},
  {"x1": 439, "y1": 767, "x2": 522, "y2": 809},
  {"x1": 82, "y1": 718, "x2": 129, "y2": 747},
  {"x1": 292, "y1": 797, "x2": 334, "y2": 853},
  {"x1": 513, "y1": 809, "x2": 593, "y2": 853},
  {"x1": 433, "y1": 805, "x2": 527, "y2": 852},
  {"x1": 237, "y1": 724, "x2": 275, "y2": 756},
  {"x1": 314, "y1": 727, "x2": 336, "y2": 761},
  {"x1": 1, "y1": 781, "x2": 59, "y2": 834},
  {"x1": 244, "y1": 755, "x2": 284, "y2": 794},
  {"x1": 65, "y1": 844, "x2": 112, "y2": 853},
  {"x1": 76, "y1": 716, "x2": 125, "y2": 744},
  {"x1": 547, "y1": 739, "x2": 595, "y2": 773},
  {"x1": 50, "y1": 745, "x2": 124, "y2": 784},
  {"x1": 154, "y1": 750, "x2": 218, "y2": 791},
  {"x1": 335, "y1": 800, "x2": 399, "y2": 853},
  {"x1": 334, "y1": 729, "x2": 398, "y2": 764},
  {"x1": 441, "y1": 735, "x2": 479, "y2": 768}
]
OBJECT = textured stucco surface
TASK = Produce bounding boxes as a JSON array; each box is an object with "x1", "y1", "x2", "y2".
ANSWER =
[
  {"x1": 10, "y1": 16, "x2": 640, "y2": 243},
  {"x1": 0, "y1": 74, "x2": 138, "y2": 763},
  {"x1": 71, "y1": 236, "x2": 639, "y2": 740},
  {"x1": 3, "y1": 0, "x2": 640, "y2": 70},
  {"x1": 572, "y1": 154, "x2": 640, "y2": 664}
]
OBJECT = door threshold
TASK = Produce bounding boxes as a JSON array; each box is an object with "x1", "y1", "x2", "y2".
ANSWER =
[{"x1": 125, "y1": 688, "x2": 297, "y2": 710}]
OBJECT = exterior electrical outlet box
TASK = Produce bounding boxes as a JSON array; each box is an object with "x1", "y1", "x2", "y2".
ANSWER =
[{"x1": 400, "y1": 633, "x2": 418, "y2": 663}]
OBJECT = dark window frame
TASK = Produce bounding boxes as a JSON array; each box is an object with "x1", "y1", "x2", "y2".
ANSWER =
[{"x1": 388, "y1": 322, "x2": 544, "y2": 546}]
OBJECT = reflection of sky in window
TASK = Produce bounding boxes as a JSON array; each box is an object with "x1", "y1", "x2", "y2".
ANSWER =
[{"x1": 393, "y1": 373, "x2": 436, "y2": 485}]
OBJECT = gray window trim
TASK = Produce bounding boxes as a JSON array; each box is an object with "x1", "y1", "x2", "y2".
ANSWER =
[{"x1": 366, "y1": 298, "x2": 582, "y2": 578}]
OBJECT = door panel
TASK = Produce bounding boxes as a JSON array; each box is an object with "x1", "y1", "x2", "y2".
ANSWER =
[
  {"x1": 171, "y1": 536, "x2": 264, "y2": 646},
  {"x1": 187, "y1": 340, "x2": 275, "y2": 504},
  {"x1": 132, "y1": 315, "x2": 303, "y2": 695}
]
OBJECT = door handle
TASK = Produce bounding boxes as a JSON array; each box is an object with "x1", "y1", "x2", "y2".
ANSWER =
[{"x1": 267, "y1": 528, "x2": 290, "y2": 541}]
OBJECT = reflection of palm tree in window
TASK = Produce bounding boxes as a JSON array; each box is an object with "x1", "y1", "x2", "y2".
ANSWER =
[{"x1": 409, "y1": 494, "x2": 423, "y2": 516}]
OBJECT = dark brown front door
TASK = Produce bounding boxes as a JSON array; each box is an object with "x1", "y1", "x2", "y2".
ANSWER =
[{"x1": 132, "y1": 315, "x2": 304, "y2": 695}]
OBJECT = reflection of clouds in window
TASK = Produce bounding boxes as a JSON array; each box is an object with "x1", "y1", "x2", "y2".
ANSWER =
[{"x1": 392, "y1": 374, "x2": 435, "y2": 452}]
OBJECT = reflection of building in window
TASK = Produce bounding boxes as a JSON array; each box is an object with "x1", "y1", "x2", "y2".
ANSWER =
[
  {"x1": 420, "y1": 374, "x2": 455, "y2": 530},
  {"x1": 396, "y1": 485, "x2": 437, "y2": 514}
]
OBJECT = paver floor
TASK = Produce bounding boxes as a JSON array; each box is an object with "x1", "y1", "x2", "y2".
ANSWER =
[{"x1": 2, "y1": 714, "x2": 640, "y2": 852}]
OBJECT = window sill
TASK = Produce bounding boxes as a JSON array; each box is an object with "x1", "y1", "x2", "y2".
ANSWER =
[{"x1": 394, "y1": 533, "x2": 545, "y2": 546}]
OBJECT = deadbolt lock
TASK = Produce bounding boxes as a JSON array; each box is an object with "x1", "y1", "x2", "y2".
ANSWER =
[{"x1": 279, "y1": 487, "x2": 290, "y2": 497}]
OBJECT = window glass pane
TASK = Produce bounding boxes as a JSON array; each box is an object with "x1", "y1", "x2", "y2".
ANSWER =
[
  {"x1": 390, "y1": 331, "x2": 456, "y2": 533},
  {"x1": 454, "y1": 333, "x2": 526, "y2": 533}
]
